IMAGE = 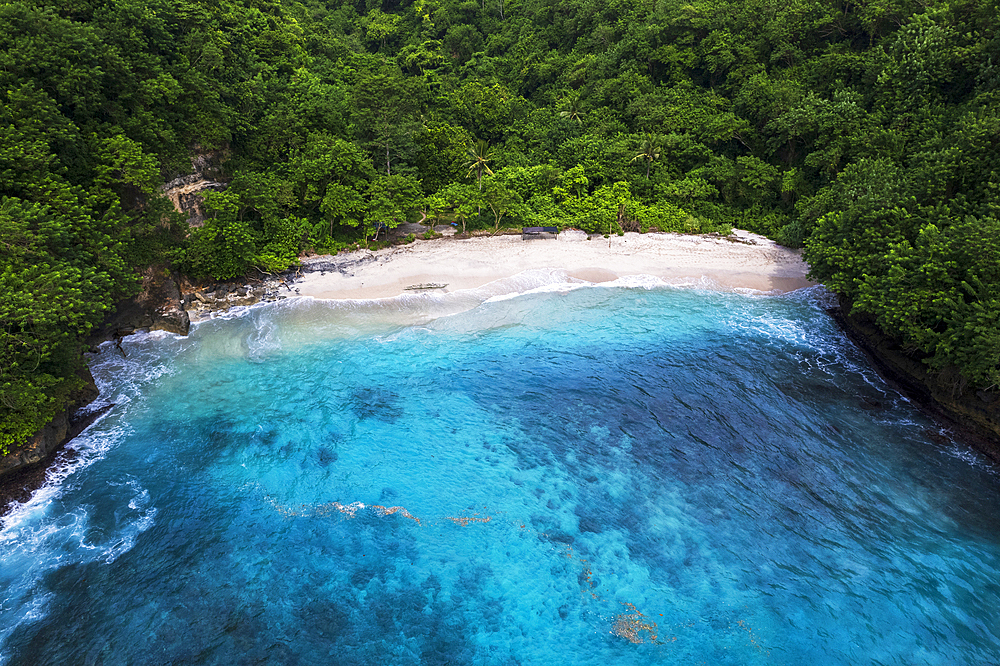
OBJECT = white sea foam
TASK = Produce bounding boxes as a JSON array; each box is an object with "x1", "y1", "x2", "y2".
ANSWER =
[
  {"x1": 246, "y1": 313, "x2": 282, "y2": 361},
  {"x1": 601, "y1": 273, "x2": 673, "y2": 290},
  {"x1": 944, "y1": 441, "x2": 1000, "y2": 472},
  {"x1": 0, "y1": 473, "x2": 156, "y2": 651},
  {"x1": 102, "y1": 479, "x2": 157, "y2": 564},
  {"x1": 267, "y1": 269, "x2": 799, "y2": 335},
  {"x1": 0, "y1": 339, "x2": 169, "y2": 660}
]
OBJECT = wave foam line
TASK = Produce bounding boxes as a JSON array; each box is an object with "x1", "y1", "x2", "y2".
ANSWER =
[{"x1": 0, "y1": 473, "x2": 156, "y2": 662}]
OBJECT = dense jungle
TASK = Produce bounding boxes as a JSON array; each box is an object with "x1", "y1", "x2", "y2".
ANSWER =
[{"x1": 1, "y1": 0, "x2": 998, "y2": 452}]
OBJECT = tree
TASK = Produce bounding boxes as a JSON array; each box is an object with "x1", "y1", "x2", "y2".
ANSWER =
[
  {"x1": 352, "y1": 67, "x2": 424, "y2": 176},
  {"x1": 0, "y1": 197, "x2": 107, "y2": 453},
  {"x1": 465, "y1": 139, "x2": 495, "y2": 191},
  {"x1": 428, "y1": 183, "x2": 481, "y2": 234},
  {"x1": 364, "y1": 174, "x2": 423, "y2": 242},
  {"x1": 480, "y1": 177, "x2": 523, "y2": 230},
  {"x1": 414, "y1": 121, "x2": 473, "y2": 194},
  {"x1": 182, "y1": 190, "x2": 258, "y2": 279},
  {"x1": 282, "y1": 133, "x2": 374, "y2": 240},
  {"x1": 559, "y1": 96, "x2": 585, "y2": 125},
  {"x1": 362, "y1": 9, "x2": 400, "y2": 51},
  {"x1": 631, "y1": 134, "x2": 662, "y2": 179}
]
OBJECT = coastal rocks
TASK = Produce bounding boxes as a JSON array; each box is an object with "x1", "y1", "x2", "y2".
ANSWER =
[
  {"x1": 182, "y1": 281, "x2": 279, "y2": 317},
  {"x1": 181, "y1": 252, "x2": 388, "y2": 318},
  {"x1": 88, "y1": 265, "x2": 190, "y2": 345},
  {"x1": 299, "y1": 251, "x2": 379, "y2": 275},
  {"x1": 0, "y1": 366, "x2": 101, "y2": 490},
  {"x1": 833, "y1": 297, "x2": 1000, "y2": 461},
  {"x1": 0, "y1": 411, "x2": 70, "y2": 481}
]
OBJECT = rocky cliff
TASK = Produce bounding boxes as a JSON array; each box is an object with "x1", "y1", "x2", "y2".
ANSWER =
[
  {"x1": 87, "y1": 265, "x2": 191, "y2": 345},
  {"x1": 0, "y1": 366, "x2": 104, "y2": 506},
  {"x1": 1, "y1": 148, "x2": 235, "y2": 501},
  {"x1": 160, "y1": 147, "x2": 228, "y2": 227},
  {"x1": 832, "y1": 297, "x2": 1000, "y2": 462},
  {"x1": 0, "y1": 264, "x2": 192, "y2": 502}
]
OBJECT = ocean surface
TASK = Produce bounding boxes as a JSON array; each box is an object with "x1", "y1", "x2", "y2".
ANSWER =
[{"x1": 2, "y1": 272, "x2": 999, "y2": 665}]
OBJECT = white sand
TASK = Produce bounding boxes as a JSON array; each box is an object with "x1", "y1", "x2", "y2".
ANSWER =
[{"x1": 294, "y1": 229, "x2": 814, "y2": 300}]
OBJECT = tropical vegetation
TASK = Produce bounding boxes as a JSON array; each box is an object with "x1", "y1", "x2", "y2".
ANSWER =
[{"x1": 2, "y1": 0, "x2": 998, "y2": 452}]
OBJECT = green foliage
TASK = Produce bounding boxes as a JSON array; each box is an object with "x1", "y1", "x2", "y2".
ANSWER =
[
  {"x1": 365, "y1": 174, "x2": 423, "y2": 240},
  {"x1": 183, "y1": 191, "x2": 258, "y2": 279},
  {"x1": 480, "y1": 177, "x2": 523, "y2": 229},
  {"x1": 5, "y1": 0, "x2": 1000, "y2": 449},
  {"x1": 415, "y1": 121, "x2": 473, "y2": 194},
  {"x1": 0, "y1": 197, "x2": 113, "y2": 454},
  {"x1": 464, "y1": 139, "x2": 496, "y2": 191},
  {"x1": 427, "y1": 182, "x2": 480, "y2": 233}
]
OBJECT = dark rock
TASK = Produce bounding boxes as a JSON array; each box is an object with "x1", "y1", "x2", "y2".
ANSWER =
[
  {"x1": 0, "y1": 365, "x2": 106, "y2": 506},
  {"x1": 832, "y1": 297, "x2": 1000, "y2": 461},
  {"x1": 544, "y1": 531, "x2": 575, "y2": 545},
  {"x1": 153, "y1": 307, "x2": 190, "y2": 336},
  {"x1": 0, "y1": 411, "x2": 70, "y2": 481},
  {"x1": 160, "y1": 147, "x2": 229, "y2": 227},
  {"x1": 298, "y1": 252, "x2": 379, "y2": 274},
  {"x1": 87, "y1": 265, "x2": 189, "y2": 346}
]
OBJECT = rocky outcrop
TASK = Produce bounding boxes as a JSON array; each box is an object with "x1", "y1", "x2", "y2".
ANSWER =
[
  {"x1": 3, "y1": 263, "x2": 193, "y2": 491},
  {"x1": 181, "y1": 253, "x2": 382, "y2": 317},
  {"x1": 181, "y1": 278, "x2": 288, "y2": 317},
  {"x1": 160, "y1": 146, "x2": 228, "y2": 227},
  {"x1": 161, "y1": 174, "x2": 226, "y2": 227},
  {"x1": 298, "y1": 251, "x2": 380, "y2": 274},
  {"x1": 88, "y1": 265, "x2": 190, "y2": 346},
  {"x1": 2, "y1": 146, "x2": 234, "y2": 500},
  {"x1": 832, "y1": 296, "x2": 1000, "y2": 461},
  {"x1": 0, "y1": 366, "x2": 104, "y2": 504}
]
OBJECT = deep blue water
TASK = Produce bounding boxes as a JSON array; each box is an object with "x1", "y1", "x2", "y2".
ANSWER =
[{"x1": 2, "y1": 277, "x2": 1000, "y2": 665}]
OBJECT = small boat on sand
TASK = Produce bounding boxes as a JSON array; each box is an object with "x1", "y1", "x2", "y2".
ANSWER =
[{"x1": 404, "y1": 283, "x2": 448, "y2": 290}]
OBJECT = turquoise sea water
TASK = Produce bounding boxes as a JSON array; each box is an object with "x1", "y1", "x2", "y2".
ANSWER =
[{"x1": 2, "y1": 273, "x2": 1000, "y2": 665}]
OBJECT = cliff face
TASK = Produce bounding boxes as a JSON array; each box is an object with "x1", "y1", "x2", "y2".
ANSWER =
[
  {"x1": 0, "y1": 365, "x2": 101, "y2": 487},
  {"x1": 833, "y1": 297, "x2": 1000, "y2": 461},
  {"x1": 1, "y1": 149, "x2": 233, "y2": 498},
  {"x1": 160, "y1": 147, "x2": 228, "y2": 227},
  {"x1": 87, "y1": 265, "x2": 190, "y2": 345},
  {"x1": 0, "y1": 265, "x2": 189, "y2": 493}
]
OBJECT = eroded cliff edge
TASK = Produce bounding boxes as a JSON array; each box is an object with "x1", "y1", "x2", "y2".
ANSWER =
[
  {"x1": 832, "y1": 296, "x2": 1000, "y2": 463},
  {"x1": 0, "y1": 265, "x2": 303, "y2": 505},
  {"x1": 0, "y1": 264, "x2": 192, "y2": 506}
]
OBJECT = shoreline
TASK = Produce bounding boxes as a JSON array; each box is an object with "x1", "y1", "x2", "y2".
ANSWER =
[
  {"x1": 291, "y1": 229, "x2": 815, "y2": 302},
  {"x1": 3, "y1": 229, "x2": 812, "y2": 514}
]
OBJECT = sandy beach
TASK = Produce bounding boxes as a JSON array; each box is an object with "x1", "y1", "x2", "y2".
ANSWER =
[{"x1": 294, "y1": 229, "x2": 814, "y2": 300}]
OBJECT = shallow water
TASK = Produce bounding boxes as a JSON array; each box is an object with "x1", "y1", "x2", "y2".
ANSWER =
[{"x1": 2, "y1": 277, "x2": 999, "y2": 665}]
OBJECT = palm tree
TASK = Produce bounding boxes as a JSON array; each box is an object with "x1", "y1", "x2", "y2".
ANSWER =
[
  {"x1": 631, "y1": 135, "x2": 662, "y2": 179},
  {"x1": 465, "y1": 139, "x2": 495, "y2": 191},
  {"x1": 559, "y1": 97, "x2": 584, "y2": 125}
]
